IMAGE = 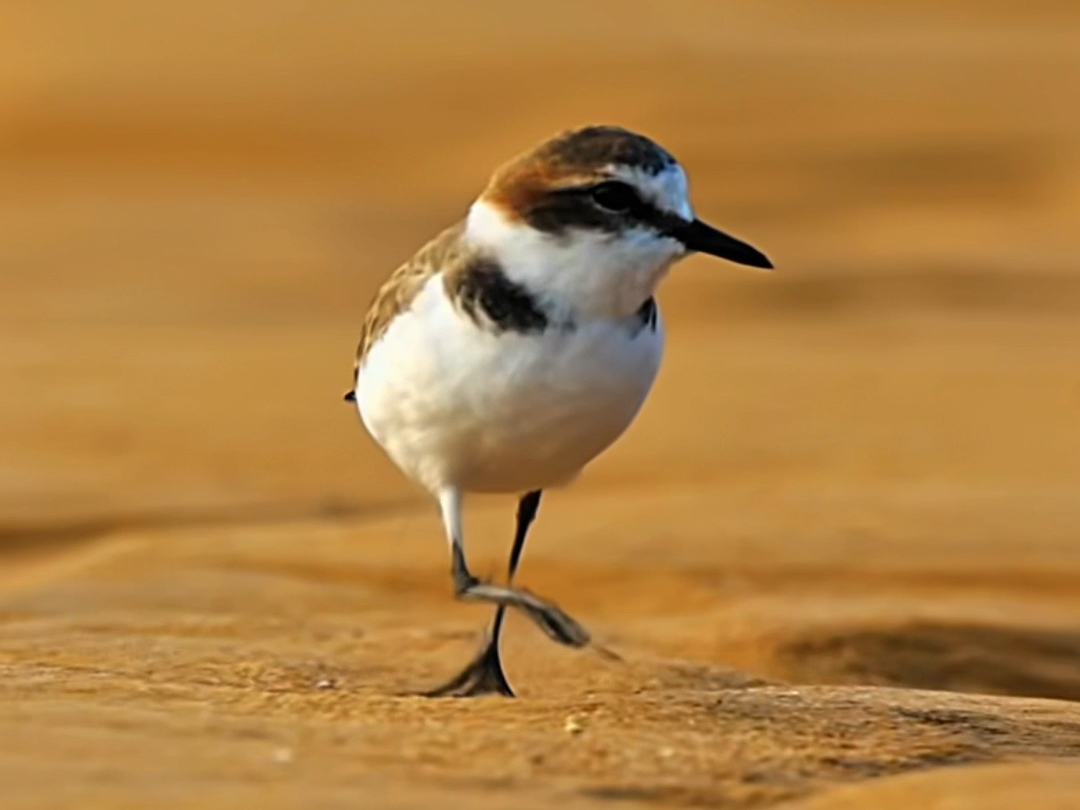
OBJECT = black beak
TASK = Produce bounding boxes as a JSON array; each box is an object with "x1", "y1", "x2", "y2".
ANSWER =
[{"x1": 669, "y1": 219, "x2": 773, "y2": 269}]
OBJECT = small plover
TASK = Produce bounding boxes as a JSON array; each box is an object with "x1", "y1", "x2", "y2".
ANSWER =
[{"x1": 346, "y1": 126, "x2": 771, "y2": 696}]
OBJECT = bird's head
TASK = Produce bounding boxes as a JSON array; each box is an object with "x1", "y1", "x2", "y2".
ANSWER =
[{"x1": 464, "y1": 125, "x2": 772, "y2": 320}]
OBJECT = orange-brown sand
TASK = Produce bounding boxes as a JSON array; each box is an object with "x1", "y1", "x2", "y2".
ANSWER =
[{"x1": 2, "y1": 2, "x2": 1080, "y2": 807}]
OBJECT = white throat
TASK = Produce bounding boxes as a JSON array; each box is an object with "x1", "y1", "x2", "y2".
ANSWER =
[{"x1": 464, "y1": 200, "x2": 685, "y2": 321}]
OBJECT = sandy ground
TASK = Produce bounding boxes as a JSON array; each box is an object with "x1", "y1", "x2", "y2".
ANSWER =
[{"x1": 2, "y1": 2, "x2": 1080, "y2": 807}]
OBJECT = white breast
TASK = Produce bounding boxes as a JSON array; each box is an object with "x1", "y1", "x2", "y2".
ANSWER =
[{"x1": 355, "y1": 275, "x2": 663, "y2": 495}]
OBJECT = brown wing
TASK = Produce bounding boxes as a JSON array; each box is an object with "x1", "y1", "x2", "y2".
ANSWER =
[{"x1": 353, "y1": 220, "x2": 470, "y2": 377}]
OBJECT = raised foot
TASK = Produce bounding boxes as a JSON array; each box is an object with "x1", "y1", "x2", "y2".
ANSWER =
[
  {"x1": 423, "y1": 636, "x2": 514, "y2": 698},
  {"x1": 457, "y1": 581, "x2": 590, "y2": 648}
]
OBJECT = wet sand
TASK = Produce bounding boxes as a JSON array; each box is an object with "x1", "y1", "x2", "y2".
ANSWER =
[{"x1": 2, "y1": 2, "x2": 1080, "y2": 807}]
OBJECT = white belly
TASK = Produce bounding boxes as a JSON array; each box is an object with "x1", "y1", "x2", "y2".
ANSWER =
[{"x1": 355, "y1": 276, "x2": 663, "y2": 494}]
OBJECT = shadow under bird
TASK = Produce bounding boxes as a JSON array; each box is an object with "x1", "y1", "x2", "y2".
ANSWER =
[{"x1": 345, "y1": 125, "x2": 772, "y2": 696}]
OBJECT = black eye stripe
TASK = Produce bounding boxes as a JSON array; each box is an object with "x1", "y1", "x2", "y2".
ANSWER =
[
  {"x1": 519, "y1": 183, "x2": 686, "y2": 237},
  {"x1": 588, "y1": 181, "x2": 639, "y2": 213},
  {"x1": 571, "y1": 187, "x2": 667, "y2": 226}
]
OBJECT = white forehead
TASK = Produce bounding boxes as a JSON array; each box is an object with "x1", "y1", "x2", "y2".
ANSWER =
[{"x1": 609, "y1": 162, "x2": 693, "y2": 220}]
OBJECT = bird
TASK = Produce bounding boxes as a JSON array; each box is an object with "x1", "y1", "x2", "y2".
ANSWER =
[{"x1": 346, "y1": 125, "x2": 771, "y2": 697}]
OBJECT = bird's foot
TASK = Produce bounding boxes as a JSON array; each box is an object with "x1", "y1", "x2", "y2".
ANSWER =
[
  {"x1": 455, "y1": 579, "x2": 589, "y2": 648},
  {"x1": 423, "y1": 633, "x2": 514, "y2": 698},
  {"x1": 450, "y1": 546, "x2": 590, "y2": 648}
]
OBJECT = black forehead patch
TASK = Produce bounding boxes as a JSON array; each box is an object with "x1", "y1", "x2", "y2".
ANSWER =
[{"x1": 538, "y1": 126, "x2": 676, "y2": 176}]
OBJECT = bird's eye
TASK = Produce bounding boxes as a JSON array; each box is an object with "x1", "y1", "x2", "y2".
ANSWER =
[{"x1": 588, "y1": 181, "x2": 638, "y2": 213}]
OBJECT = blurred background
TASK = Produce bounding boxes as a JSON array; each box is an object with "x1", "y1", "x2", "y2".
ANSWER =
[
  {"x1": 2, "y1": 2, "x2": 1080, "y2": 807},
  {"x1": 4, "y1": 0, "x2": 1078, "y2": 530}
]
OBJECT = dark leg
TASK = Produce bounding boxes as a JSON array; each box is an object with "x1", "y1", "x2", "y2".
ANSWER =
[
  {"x1": 488, "y1": 489, "x2": 542, "y2": 645},
  {"x1": 427, "y1": 491, "x2": 582, "y2": 697},
  {"x1": 443, "y1": 501, "x2": 587, "y2": 648}
]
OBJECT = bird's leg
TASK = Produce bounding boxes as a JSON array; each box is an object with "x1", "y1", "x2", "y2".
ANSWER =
[
  {"x1": 437, "y1": 488, "x2": 588, "y2": 648},
  {"x1": 447, "y1": 542, "x2": 587, "y2": 647},
  {"x1": 427, "y1": 491, "x2": 542, "y2": 697},
  {"x1": 426, "y1": 490, "x2": 588, "y2": 697}
]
